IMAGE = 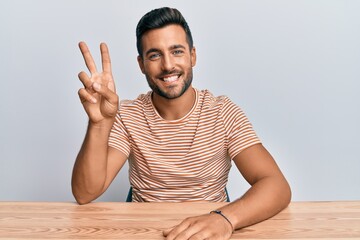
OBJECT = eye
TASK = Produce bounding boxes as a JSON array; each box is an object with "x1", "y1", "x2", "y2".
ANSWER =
[
  {"x1": 148, "y1": 53, "x2": 161, "y2": 61},
  {"x1": 173, "y1": 50, "x2": 184, "y2": 56}
]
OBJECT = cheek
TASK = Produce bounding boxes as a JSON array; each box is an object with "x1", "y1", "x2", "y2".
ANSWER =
[
  {"x1": 143, "y1": 63, "x2": 159, "y2": 76},
  {"x1": 182, "y1": 56, "x2": 194, "y2": 67}
]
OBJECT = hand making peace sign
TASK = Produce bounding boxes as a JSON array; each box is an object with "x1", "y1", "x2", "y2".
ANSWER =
[{"x1": 77, "y1": 42, "x2": 119, "y2": 124}]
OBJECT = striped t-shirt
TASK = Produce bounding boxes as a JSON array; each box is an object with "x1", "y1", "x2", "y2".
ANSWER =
[{"x1": 109, "y1": 88, "x2": 261, "y2": 202}]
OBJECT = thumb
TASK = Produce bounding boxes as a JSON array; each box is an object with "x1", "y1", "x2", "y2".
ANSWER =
[{"x1": 92, "y1": 82, "x2": 118, "y2": 105}]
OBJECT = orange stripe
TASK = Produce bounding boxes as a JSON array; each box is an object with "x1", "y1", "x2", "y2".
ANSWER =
[{"x1": 109, "y1": 89, "x2": 261, "y2": 202}]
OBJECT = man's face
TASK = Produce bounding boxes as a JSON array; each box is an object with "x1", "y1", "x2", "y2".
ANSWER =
[{"x1": 137, "y1": 24, "x2": 196, "y2": 100}]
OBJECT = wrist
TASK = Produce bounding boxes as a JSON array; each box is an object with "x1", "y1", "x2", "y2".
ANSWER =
[
  {"x1": 210, "y1": 210, "x2": 234, "y2": 232},
  {"x1": 89, "y1": 118, "x2": 115, "y2": 130}
]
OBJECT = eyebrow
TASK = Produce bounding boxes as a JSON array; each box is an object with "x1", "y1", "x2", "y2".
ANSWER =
[
  {"x1": 144, "y1": 44, "x2": 187, "y2": 56},
  {"x1": 170, "y1": 44, "x2": 186, "y2": 50}
]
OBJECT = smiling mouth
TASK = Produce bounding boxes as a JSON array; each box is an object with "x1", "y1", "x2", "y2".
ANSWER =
[{"x1": 161, "y1": 75, "x2": 180, "y2": 83}]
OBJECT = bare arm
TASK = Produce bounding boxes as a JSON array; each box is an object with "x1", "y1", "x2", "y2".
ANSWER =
[
  {"x1": 163, "y1": 143, "x2": 291, "y2": 239},
  {"x1": 217, "y1": 143, "x2": 291, "y2": 229},
  {"x1": 71, "y1": 42, "x2": 127, "y2": 204}
]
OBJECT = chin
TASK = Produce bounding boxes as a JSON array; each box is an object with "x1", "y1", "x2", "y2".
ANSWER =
[{"x1": 158, "y1": 89, "x2": 184, "y2": 99}]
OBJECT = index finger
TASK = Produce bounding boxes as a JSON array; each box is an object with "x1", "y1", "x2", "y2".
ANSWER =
[
  {"x1": 79, "y1": 41, "x2": 98, "y2": 74},
  {"x1": 163, "y1": 219, "x2": 191, "y2": 239},
  {"x1": 100, "y1": 42, "x2": 112, "y2": 73}
]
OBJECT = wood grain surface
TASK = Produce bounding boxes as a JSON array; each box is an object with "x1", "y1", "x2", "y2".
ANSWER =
[{"x1": 0, "y1": 201, "x2": 359, "y2": 239}]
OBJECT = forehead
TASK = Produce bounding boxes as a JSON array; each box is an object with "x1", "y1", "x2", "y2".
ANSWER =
[{"x1": 141, "y1": 24, "x2": 189, "y2": 52}]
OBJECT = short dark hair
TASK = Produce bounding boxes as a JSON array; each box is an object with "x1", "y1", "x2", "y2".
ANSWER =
[{"x1": 136, "y1": 7, "x2": 193, "y2": 57}]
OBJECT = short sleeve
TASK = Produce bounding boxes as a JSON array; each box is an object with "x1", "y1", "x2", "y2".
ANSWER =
[
  {"x1": 221, "y1": 97, "x2": 261, "y2": 159},
  {"x1": 108, "y1": 111, "x2": 131, "y2": 157}
]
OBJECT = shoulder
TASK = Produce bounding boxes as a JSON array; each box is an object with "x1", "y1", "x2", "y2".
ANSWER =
[
  {"x1": 197, "y1": 89, "x2": 247, "y2": 123},
  {"x1": 197, "y1": 89, "x2": 236, "y2": 110}
]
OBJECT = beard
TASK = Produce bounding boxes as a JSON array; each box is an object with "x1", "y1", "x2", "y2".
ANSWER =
[{"x1": 146, "y1": 68, "x2": 193, "y2": 100}]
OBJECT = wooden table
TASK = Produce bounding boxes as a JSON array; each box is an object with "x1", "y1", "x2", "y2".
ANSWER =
[{"x1": 0, "y1": 201, "x2": 359, "y2": 239}]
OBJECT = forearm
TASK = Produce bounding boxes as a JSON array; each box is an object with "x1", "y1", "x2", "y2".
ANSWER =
[
  {"x1": 219, "y1": 175, "x2": 291, "y2": 230},
  {"x1": 71, "y1": 119, "x2": 114, "y2": 204}
]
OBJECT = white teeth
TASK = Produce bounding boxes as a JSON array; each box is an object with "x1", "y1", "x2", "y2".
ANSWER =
[{"x1": 163, "y1": 75, "x2": 178, "y2": 82}]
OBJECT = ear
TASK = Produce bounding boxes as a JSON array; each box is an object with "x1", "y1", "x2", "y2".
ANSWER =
[
  {"x1": 137, "y1": 55, "x2": 145, "y2": 74},
  {"x1": 191, "y1": 47, "x2": 197, "y2": 67}
]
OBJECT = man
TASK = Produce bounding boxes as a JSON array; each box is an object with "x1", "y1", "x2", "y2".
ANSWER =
[{"x1": 72, "y1": 7, "x2": 291, "y2": 240}]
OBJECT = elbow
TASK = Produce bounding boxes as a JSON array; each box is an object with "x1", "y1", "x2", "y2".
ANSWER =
[
  {"x1": 71, "y1": 177, "x2": 103, "y2": 205},
  {"x1": 272, "y1": 175, "x2": 292, "y2": 211},
  {"x1": 72, "y1": 185, "x2": 94, "y2": 205},
  {"x1": 74, "y1": 194, "x2": 92, "y2": 205},
  {"x1": 282, "y1": 179, "x2": 292, "y2": 208}
]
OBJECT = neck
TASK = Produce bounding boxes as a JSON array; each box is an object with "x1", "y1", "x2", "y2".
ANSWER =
[{"x1": 152, "y1": 86, "x2": 196, "y2": 121}]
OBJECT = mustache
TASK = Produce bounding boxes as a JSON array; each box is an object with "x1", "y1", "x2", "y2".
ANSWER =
[{"x1": 157, "y1": 70, "x2": 182, "y2": 78}]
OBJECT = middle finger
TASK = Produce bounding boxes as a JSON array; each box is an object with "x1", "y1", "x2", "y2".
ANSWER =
[{"x1": 100, "y1": 42, "x2": 112, "y2": 73}]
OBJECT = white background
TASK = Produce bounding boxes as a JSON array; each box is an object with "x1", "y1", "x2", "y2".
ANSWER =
[{"x1": 1, "y1": 0, "x2": 359, "y2": 202}]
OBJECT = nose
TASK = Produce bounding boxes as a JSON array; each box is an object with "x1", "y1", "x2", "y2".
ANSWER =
[{"x1": 161, "y1": 53, "x2": 175, "y2": 72}]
